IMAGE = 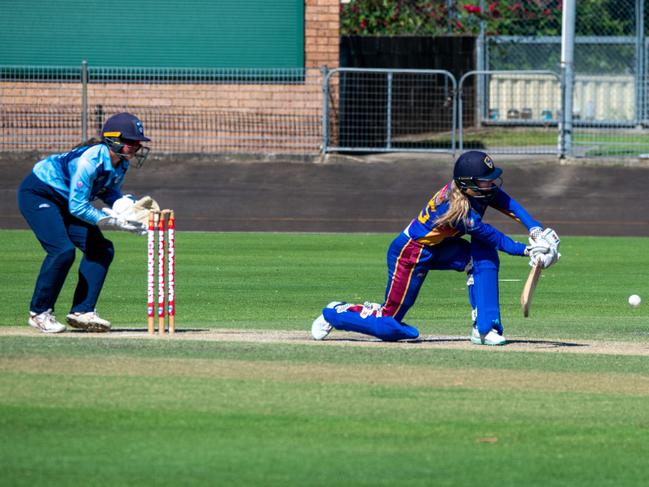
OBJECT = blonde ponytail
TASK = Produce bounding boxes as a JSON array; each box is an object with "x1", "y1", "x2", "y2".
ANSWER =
[{"x1": 435, "y1": 181, "x2": 471, "y2": 229}]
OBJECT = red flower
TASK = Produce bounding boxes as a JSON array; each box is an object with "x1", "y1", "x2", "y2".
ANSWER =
[
  {"x1": 488, "y1": 2, "x2": 498, "y2": 13},
  {"x1": 463, "y1": 4, "x2": 481, "y2": 14}
]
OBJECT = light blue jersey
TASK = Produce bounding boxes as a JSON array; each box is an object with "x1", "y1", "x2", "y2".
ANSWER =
[{"x1": 32, "y1": 144, "x2": 128, "y2": 224}]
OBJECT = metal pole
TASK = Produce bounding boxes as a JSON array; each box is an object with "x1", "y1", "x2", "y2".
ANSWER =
[
  {"x1": 475, "y1": 0, "x2": 486, "y2": 126},
  {"x1": 321, "y1": 66, "x2": 330, "y2": 153},
  {"x1": 559, "y1": 0, "x2": 576, "y2": 158},
  {"x1": 635, "y1": 0, "x2": 645, "y2": 123},
  {"x1": 386, "y1": 72, "x2": 393, "y2": 150},
  {"x1": 81, "y1": 60, "x2": 88, "y2": 141}
]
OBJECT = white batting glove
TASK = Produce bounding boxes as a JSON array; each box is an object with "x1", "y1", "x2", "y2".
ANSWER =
[
  {"x1": 529, "y1": 227, "x2": 560, "y2": 250},
  {"x1": 532, "y1": 247, "x2": 561, "y2": 269},
  {"x1": 529, "y1": 226, "x2": 543, "y2": 241},
  {"x1": 525, "y1": 241, "x2": 551, "y2": 258}
]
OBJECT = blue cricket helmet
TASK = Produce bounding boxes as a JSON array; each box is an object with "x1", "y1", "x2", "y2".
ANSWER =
[
  {"x1": 453, "y1": 150, "x2": 502, "y2": 200},
  {"x1": 102, "y1": 112, "x2": 151, "y2": 167}
]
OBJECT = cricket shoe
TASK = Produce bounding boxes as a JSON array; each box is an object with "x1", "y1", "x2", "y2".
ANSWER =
[
  {"x1": 28, "y1": 309, "x2": 66, "y2": 334},
  {"x1": 470, "y1": 326, "x2": 506, "y2": 346},
  {"x1": 66, "y1": 310, "x2": 111, "y2": 333},
  {"x1": 311, "y1": 301, "x2": 346, "y2": 340}
]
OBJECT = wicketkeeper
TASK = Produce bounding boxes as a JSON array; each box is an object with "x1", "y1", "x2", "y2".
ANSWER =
[
  {"x1": 17, "y1": 112, "x2": 159, "y2": 333},
  {"x1": 312, "y1": 151, "x2": 560, "y2": 345}
]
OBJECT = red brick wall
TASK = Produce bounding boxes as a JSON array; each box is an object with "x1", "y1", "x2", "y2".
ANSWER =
[{"x1": 305, "y1": 0, "x2": 340, "y2": 68}]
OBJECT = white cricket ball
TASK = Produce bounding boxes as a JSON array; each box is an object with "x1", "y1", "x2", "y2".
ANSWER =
[{"x1": 628, "y1": 294, "x2": 641, "y2": 308}]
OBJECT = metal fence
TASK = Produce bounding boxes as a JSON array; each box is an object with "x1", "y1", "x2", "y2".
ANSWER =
[
  {"x1": 0, "y1": 64, "x2": 324, "y2": 154},
  {"x1": 459, "y1": 70, "x2": 561, "y2": 154},
  {"x1": 2, "y1": 62, "x2": 649, "y2": 158},
  {"x1": 323, "y1": 68, "x2": 457, "y2": 153}
]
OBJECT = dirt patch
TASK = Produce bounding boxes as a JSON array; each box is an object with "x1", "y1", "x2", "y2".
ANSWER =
[{"x1": 2, "y1": 326, "x2": 649, "y2": 357}]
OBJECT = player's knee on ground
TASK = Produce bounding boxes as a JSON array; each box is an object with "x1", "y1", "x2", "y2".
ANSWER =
[{"x1": 323, "y1": 308, "x2": 419, "y2": 341}]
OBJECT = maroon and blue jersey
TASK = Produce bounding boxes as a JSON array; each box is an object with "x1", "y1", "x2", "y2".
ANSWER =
[{"x1": 404, "y1": 182, "x2": 541, "y2": 256}]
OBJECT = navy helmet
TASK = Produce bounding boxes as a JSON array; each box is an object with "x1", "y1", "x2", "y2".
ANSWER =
[
  {"x1": 453, "y1": 150, "x2": 502, "y2": 200},
  {"x1": 102, "y1": 112, "x2": 151, "y2": 167}
]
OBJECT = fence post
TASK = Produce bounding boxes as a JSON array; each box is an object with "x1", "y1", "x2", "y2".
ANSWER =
[
  {"x1": 81, "y1": 60, "x2": 88, "y2": 141},
  {"x1": 475, "y1": 0, "x2": 486, "y2": 127},
  {"x1": 386, "y1": 72, "x2": 393, "y2": 150},
  {"x1": 321, "y1": 66, "x2": 330, "y2": 153},
  {"x1": 559, "y1": 0, "x2": 576, "y2": 158},
  {"x1": 635, "y1": 0, "x2": 645, "y2": 123}
]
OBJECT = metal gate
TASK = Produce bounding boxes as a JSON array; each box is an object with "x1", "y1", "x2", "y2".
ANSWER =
[{"x1": 322, "y1": 68, "x2": 457, "y2": 153}]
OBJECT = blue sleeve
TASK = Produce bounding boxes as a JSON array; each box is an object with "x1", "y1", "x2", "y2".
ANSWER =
[
  {"x1": 463, "y1": 211, "x2": 527, "y2": 256},
  {"x1": 490, "y1": 189, "x2": 542, "y2": 231},
  {"x1": 68, "y1": 156, "x2": 108, "y2": 225}
]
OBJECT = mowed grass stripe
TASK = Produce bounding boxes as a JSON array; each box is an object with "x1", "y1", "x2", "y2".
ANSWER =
[
  {"x1": 3, "y1": 336, "x2": 649, "y2": 374},
  {"x1": 2, "y1": 355, "x2": 649, "y2": 396}
]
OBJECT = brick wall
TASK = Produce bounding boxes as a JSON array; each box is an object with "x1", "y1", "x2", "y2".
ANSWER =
[{"x1": 305, "y1": 0, "x2": 340, "y2": 69}]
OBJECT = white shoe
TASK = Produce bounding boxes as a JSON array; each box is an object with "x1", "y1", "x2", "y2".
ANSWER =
[
  {"x1": 311, "y1": 301, "x2": 345, "y2": 340},
  {"x1": 66, "y1": 310, "x2": 111, "y2": 332},
  {"x1": 470, "y1": 326, "x2": 506, "y2": 346},
  {"x1": 28, "y1": 309, "x2": 66, "y2": 334}
]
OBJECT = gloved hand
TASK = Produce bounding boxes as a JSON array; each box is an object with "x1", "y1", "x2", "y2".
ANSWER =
[
  {"x1": 112, "y1": 195, "x2": 137, "y2": 215},
  {"x1": 525, "y1": 241, "x2": 551, "y2": 260},
  {"x1": 530, "y1": 246, "x2": 561, "y2": 269},
  {"x1": 529, "y1": 227, "x2": 560, "y2": 250},
  {"x1": 98, "y1": 210, "x2": 146, "y2": 235},
  {"x1": 104, "y1": 195, "x2": 160, "y2": 225}
]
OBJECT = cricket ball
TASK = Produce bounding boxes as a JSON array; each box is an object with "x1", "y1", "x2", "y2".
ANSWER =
[{"x1": 628, "y1": 294, "x2": 641, "y2": 308}]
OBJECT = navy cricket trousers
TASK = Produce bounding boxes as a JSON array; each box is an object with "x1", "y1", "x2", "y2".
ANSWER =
[{"x1": 17, "y1": 172, "x2": 115, "y2": 314}]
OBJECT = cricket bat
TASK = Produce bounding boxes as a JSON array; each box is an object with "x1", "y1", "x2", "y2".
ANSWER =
[{"x1": 521, "y1": 262, "x2": 542, "y2": 317}]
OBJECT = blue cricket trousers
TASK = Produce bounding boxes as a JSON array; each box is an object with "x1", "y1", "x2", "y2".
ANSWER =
[
  {"x1": 323, "y1": 231, "x2": 503, "y2": 341},
  {"x1": 383, "y1": 232, "x2": 502, "y2": 335},
  {"x1": 17, "y1": 172, "x2": 115, "y2": 314}
]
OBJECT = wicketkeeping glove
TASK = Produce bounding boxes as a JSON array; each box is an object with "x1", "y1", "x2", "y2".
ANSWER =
[
  {"x1": 103, "y1": 196, "x2": 160, "y2": 226},
  {"x1": 98, "y1": 210, "x2": 146, "y2": 235},
  {"x1": 112, "y1": 195, "x2": 137, "y2": 215}
]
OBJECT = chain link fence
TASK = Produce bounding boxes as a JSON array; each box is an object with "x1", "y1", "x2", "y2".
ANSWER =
[
  {"x1": 323, "y1": 68, "x2": 456, "y2": 152},
  {"x1": 1, "y1": 65, "x2": 323, "y2": 154},
  {"x1": 485, "y1": 0, "x2": 649, "y2": 157}
]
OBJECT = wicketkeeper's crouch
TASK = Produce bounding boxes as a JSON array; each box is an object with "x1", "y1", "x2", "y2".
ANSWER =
[
  {"x1": 312, "y1": 151, "x2": 560, "y2": 346},
  {"x1": 17, "y1": 112, "x2": 157, "y2": 334}
]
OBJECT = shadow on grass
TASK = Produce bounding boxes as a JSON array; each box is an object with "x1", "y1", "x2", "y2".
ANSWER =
[{"x1": 326, "y1": 335, "x2": 588, "y2": 349}]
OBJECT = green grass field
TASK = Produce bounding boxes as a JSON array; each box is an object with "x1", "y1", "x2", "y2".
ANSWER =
[
  {"x1": 423, "y1": 127, "x2": 649, "y2": 157},
  {"x1": 2, "y1": 230, "x2": 649, "y2": 486}
]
